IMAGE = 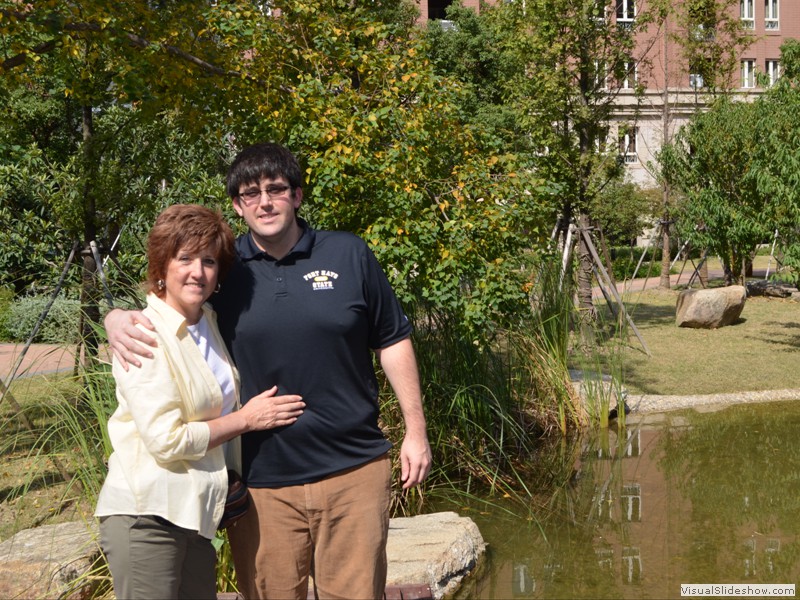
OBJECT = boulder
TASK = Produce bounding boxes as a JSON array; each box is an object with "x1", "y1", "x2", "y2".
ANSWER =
[
  {"x1": 676, "y1": 285, "x2": 746, "y2": 329},
  {"x1": 0, "y1": 520, "x2": 102, "y2": 600},
  {"x1": 386, "y1": 512, "x2": 486, "y2": 599},
  {"x1": 3, "y1": 513, "x2": 484, "y2": 600},
  {"x1": 746, "y1": 279, "x2": 798, "y2": 298}
]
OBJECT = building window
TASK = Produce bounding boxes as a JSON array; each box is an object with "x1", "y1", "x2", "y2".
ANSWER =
[
  {"x1": 594, "y1": 126, "x2": 609, "y2": 152},
  {"x1": 594, "y1": 60, "x2": 608, "y2": 90},
  {"x1": 593, "y1": 0, "x2": 607, "y2": 22},
  {"x1": 689, "y1": 73, "x2": 705, "y2": 89},
  {"x1": 741, "y1": 59, "x2": 756, "y2": 88},
  {"x1": 741, "y1": 0, "x2": 755, "y2": 29},
  {"x1": 620, "y1": 59, "x2": 637, "y2": 89},
  {"x1": 766, "y1": 60, "x2": 780, "y2": 85},
  {"x1": 765, "y1": 0, "x2": 779, "y2": 29},
  {"x1": 619, "y1": 127, "x2": 638, "y2": 163},
  {"x1": 428, "y1": 0, "x2": 453, "y2": 20},
  {"x1": 616, "y1": 0, "x2": 635, "y2": 24}
]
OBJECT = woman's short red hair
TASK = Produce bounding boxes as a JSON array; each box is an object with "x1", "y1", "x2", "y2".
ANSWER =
[{"x1": 146, "y1": 204, "x2": 235, "y2": 298}]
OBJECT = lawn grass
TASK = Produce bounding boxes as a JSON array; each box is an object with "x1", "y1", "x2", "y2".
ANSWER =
[
  {"x1": 0, "y1": 374, "x2": 91, "y2": 541},
  {"x1": 615, "y1": 287, "x2": 800, "y2": 396}
]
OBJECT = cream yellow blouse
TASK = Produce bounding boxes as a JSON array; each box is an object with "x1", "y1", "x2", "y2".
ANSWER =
[{"x1": 95, "y1": 294, "x2": 241, "y2": 539}]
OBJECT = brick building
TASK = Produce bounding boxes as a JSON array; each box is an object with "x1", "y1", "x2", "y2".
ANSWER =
[{"x1": 416, "y1": 0, "x2": 800, "y2": 188}]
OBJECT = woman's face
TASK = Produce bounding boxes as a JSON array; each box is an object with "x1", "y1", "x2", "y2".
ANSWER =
[{"x1": 163, "y1": 244, "x2": 219, "y2": 323}]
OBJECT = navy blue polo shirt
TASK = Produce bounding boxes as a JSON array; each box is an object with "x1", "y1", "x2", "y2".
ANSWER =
[{"x1": 211, "y1": 220, "x2": 412, "y2": 487}]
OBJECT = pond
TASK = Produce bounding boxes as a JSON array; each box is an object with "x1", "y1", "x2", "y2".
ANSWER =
[{"x1": 446, "y1": 400, "x2": 800, "y2": 599}]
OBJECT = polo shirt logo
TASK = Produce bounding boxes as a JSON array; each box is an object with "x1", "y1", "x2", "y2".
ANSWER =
[{"x1": 303, "y1": 269, "x2": 339, "y2": 291}]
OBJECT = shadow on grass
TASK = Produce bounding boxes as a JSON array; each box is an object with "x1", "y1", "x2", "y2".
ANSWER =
[
  {"x1": 0, "y1": 471, "x2": 64, "y2": 503},
  {"x1": 744, "y1": 331, "x2": 800, "y2": 351},
  {"x1": 620, "y1": 302, "x2": 675, "y2": 327}
]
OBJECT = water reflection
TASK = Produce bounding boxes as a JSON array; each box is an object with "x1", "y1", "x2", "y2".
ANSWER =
[{"x1": 450, "y1": 401, "x2": 800, "y2": 599}]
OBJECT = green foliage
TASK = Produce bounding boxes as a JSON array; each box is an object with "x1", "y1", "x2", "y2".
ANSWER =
[
  {"x1": 0, "y1": 287, "x2": 13, "y2": 340},
  {"x1": 746, "y1": 40, "x2": 800, "y2": 282},
  {"x1": 592, "y1": 181, "x2": 658, "y2": 247},
  {"x1": 661, "y1": 98, "x2": 769, "y2": 284},
  {"x1": 608, "y1": 246, "x2": 658, "y2": 281},
  {"x1": 661, "y1": 37, "x2": 800, "y2": 286},
  {"x1": 5, "y1": 295, "x2": 82, "y2": 344}
]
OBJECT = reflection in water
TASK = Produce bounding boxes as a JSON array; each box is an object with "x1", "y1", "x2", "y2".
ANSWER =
[{"x1": 450, "y1": 401, "x2": 800, "y2": 599}]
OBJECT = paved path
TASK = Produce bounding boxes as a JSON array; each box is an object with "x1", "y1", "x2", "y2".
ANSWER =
[
  {"x1": 0, "y1": 343, "x2": 80, "y2": 383},
  {"x1": 597, "y1": 266, "x2": 770, "y2": 297}
]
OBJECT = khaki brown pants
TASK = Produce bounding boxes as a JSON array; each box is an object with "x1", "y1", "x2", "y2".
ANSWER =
[{"x1": 228, "y1": 454, "x2": 391, "y2": 600}]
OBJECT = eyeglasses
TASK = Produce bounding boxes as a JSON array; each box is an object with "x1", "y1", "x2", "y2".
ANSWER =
[{"x1": 237, "y1": 184, "x2": 292, "y2": 206}]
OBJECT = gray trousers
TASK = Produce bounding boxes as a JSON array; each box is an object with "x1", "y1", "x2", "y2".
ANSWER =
[{"x1": 99, "y1": 514, "x2": 217, "y2": 600}]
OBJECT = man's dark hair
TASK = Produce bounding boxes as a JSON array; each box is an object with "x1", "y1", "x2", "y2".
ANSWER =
[{"x1": 226, "y1": 142, "x2": 303, "y2": 198}]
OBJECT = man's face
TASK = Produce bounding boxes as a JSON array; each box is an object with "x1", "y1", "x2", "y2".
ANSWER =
[{"x1": 232, "y1": 176, "x2": 302, "y2": 250}]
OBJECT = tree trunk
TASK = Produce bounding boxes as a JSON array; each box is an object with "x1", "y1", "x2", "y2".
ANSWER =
[
  {"x1": 80, "y1": 247, "x2": 101, "y2": 366},
  {"x1": 698, "y1": 259, "x2": 709, "y2": 288},
  {"x1": 576, "y1": 213, "x2": 596, "y2": 344},
  {"x1": 659, "y1": 213, "x2": 672, "y2": 289},
  {"x1": 659, "y1": 22, "x2": 671, "y2": 290},
  {"x1": 80, "y1": 105, "x2": 101, "y2": 366}
]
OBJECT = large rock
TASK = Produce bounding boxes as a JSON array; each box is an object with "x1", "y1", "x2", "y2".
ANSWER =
[
  {"x1": 676, "y1": 285, "x2": 746, "y2": 329},
  {"x1": 386, "y1": 512, "x2": 486, "y2": 599},
  {"x1": 746, "y1": 279, "x2": 798, "y2": 298},
  {"x1": 0, "y1": 520, "x2": 102, "y2": 600},
  {"x1": 3, "y1": 513, "x2": 484, "y2": 600}
]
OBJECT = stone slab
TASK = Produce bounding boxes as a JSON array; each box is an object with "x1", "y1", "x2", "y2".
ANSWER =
[
  {"x1": 0, "y1": 520, "x2": 101, "y2": 600},
  {"x1": 1, "y1": 512, "x2": 484, "y2": 600},
  {"x1": 386, "y1": 511, "x2": 486, "y2": 599}
]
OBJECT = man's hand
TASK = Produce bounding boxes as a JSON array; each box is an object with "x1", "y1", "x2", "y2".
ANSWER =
[
  {"x1": 105, "y1": 308, "x2": 157, "y2": 371},
  {"x1": 375, "y1": 337, "x2": 432, "y2": 490},
  {"x1": 399, "y1": 433, "x2": 432, "y2": 490}
]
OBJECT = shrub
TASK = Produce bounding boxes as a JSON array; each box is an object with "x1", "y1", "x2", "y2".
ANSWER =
[
  {"x1": 5, "y1": 295, "x2": 82, "y2": 344},
  {"x1": 0, "y1": 287, "x2": 13, "y2": 341}
]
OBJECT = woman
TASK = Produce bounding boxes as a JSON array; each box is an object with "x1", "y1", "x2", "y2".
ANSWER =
[{"x1": 95, "y1": 204, "x2": 304, "y2": 599}]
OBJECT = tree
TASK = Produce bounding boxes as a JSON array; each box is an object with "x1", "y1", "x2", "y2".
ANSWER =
[
  {"x1": 747, "y1": 40, "x2": 800, "y2": 282},
  {"x1": 660, "y1": 98, "x2": 767, "y2": 285},
  {"x1": 463, "y1": 0, "x2": 668, "y2": 337},
  {"x1": 1, "y1": 0, "x2": 554, "y2": 348},
  {"x1": 648, "y1": 0, "x2": 755, "y2": 289}
]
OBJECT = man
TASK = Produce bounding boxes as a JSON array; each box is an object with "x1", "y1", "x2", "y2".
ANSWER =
[{"x1": 105, "y1": 142, "x2": 432, "y2": 599}]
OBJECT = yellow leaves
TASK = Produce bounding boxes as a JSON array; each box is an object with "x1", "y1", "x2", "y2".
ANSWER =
[
  {"x1": 441, "y1": 249, "x2": 451, "y2": 259},
  {"x1": 396, "y1": 228, "x2": 404, "y2": 235},
  {"x1": 408, "y1": 47, "x2": 417, "y2": 57},
  {"x1": 401, "y1": 73, "x2": 418, "y2": 83},
  {"x1": 438, "y1": 200, "x2": 450, "y2": 212},
  {"x1": 368, "y1": 113, "x2": 377, "y2": 123}
]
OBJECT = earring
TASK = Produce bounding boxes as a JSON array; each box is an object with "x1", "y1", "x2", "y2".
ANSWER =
[
  {"x1": 214, "y1": 283, "x2": 221, "y2": 293},
  {"x1": 157, "y1": 279, "x2": 165, "y2": 290}
]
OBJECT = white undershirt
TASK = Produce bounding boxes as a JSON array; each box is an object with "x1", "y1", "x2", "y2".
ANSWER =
[{"x1": 187, "y1": 315, "x2": 236, "y2": 417}]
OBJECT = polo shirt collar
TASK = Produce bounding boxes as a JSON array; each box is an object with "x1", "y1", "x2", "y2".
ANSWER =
[{"x1": 236, "y1": 218, "x2": 316, "y2": 262}]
